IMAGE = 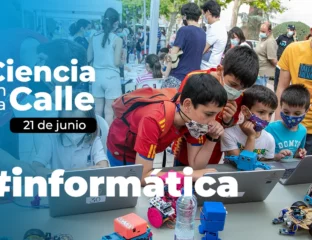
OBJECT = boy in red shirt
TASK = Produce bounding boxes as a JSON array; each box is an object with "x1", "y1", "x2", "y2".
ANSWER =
[
  {"x1": 107, "y1": 74, "x2": 227, "y2": 185},
  {"x1": 173, "y1": 46, "x2": 260, "y2": 166}
]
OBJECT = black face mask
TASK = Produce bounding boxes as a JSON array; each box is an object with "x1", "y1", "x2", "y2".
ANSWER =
[{"x1": 183, "y1": 20, "x2": 188, "y2": 26}]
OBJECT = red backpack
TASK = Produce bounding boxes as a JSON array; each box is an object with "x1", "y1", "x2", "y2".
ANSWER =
[{"x1": 112, "y1": 87, "x2": 180, "y2": 166}]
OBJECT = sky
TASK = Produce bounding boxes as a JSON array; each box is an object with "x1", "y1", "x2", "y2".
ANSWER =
[{"x1": 272, "y1": 0, "x2": 312, "y2": 27}]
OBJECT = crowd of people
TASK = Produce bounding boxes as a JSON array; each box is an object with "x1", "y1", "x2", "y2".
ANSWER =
[{"x1": 1, "y1": 0, "x2": 312, "y2": 187}]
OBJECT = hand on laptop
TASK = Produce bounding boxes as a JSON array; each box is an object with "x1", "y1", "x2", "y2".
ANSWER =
[
  {"x1": 192, "y1": 168, "x2": 217, "y2": 181},
  {"x1": 295, "y1": 148, "x2": 307, "y2": 159},
  {"x1": 275, "y1": 149, "x2": 292, "y2": 161}
]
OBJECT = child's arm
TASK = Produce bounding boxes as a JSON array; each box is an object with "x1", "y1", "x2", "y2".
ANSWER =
[
  {"x1": 239, "y1": 121, "x2": 257, "y2": 152},
  {"x1": 221, "y1": 128, "x2": 241, "y2": 157},
  {"x1": 274, "y1": 149, "x2": 292, "y2": 161},
  {"x1": 294, "y1": 148, "x2": 307, "y2": 159},
  {"x1": 295, "y1": 130, "x2": 307, "y2": 159},
  {"x1": 92, "y1": 137, "x2": 110, "y2": 167},
  {"x1": 187, "y1": 121, "x2": 224, "y2": 169}
]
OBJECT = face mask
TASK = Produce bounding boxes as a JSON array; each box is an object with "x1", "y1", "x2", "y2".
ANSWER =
[
  {"x1": 287, "y1": 31, "x2": 294, "y2": 37},
  {"x1": 179, "y1": 108, "x2": 209, "y2": 138},
  {"x1": 203, "y1": 16, "x2": 208, "y2": 24},
  {"x1": 84, "y1": 30, "x2": 91, "y2": 38},
  {"x1": 116, "y1": 32, "x2": 124, "y2": 38},
  {"x1": 259, "y1": 32, "x2": 267, "y2": 39},
  {"x1": 231, "y1": 39, "x2": 239, "y2": 46},
  {"x1": 224, "y1": 84, "x2": 243, "y2": 100},
  {"x1": 280, "y1": 112, "x2": 305, "y2": 128},
  {"x1": 248, "y1": 111, "x2": 269, "y2": 132},
  {"x1": 65, "y1": 133, "x2": 86, "y2": 146}
]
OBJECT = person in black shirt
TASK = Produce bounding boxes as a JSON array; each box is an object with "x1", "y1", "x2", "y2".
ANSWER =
[
  {"x1": 274, "y1": 25, "x2": 297, "y2": 91},
  {"x1": 69, "y1": 19, "x2": 91, "y2": 50}
]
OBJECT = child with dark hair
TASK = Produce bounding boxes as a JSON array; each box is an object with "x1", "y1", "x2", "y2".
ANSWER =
[
  {"x1": 107, "y1": 73, "x2": 227, "y2": 185},
  {"x1": 69, "y1": 19, "x2": 91, "y2": 50},
  {"x1": 221, "y1": 85, "x2": 277, "y2": 161},
  {"x1": 136, "y1": 54, "x2": 162, "y2": 85},
  {"x1": 173, "y1": 46, "x2": 259, "y2": 166},
  {"x1": 266, "y1": 84, "x2": 310, "y2": 161}
]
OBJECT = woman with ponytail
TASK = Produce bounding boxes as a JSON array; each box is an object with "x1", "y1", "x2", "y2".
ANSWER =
[
  {"x1": 69, "y1": 19, "x2": 91, "y2": 50},
  {"x1": 136, "y1": 54, "x2": 163, "y2": 85},
  {"x1": 87, "y1": 8, "x2": 123, "y2": 126}
]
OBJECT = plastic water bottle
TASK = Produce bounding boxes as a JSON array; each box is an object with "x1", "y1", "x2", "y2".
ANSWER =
[{"x1": 174, "y1": 189, "x2": 197, "y2": 240}]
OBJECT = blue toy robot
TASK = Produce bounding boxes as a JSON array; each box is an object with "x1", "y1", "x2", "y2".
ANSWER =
[
  {"x1": 224, "y1": 150, "x2": 271, "y2": 171},
  {"x1": 198, "y1": 202, "x2": 226, "y2": 240}
]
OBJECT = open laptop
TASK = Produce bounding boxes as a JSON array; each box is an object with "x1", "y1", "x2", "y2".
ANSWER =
[
  {"x1": 268, "y1": 155, "x2": 312, "y2": 185},
  {"x1": 196, "y1": 168, "x2": 285, "y2": 205},
  {"x1": 48, "y1": 164, "x2": 143, "y2": 217}
]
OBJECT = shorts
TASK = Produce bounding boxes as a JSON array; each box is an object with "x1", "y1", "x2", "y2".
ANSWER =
[{"x1": 92, "y1": 68, "x2": 122, "y2": 99}]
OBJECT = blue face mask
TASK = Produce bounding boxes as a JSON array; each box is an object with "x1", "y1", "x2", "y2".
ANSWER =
[
  {"x1": 231, "y1": 39, "x2": 239, "y2": 46},
  {"x1": 259, "y1": 32, "x2": 267, "y2": 39},
  {"x1": 84, "y1": 30, "x2": 91, "y2": 38},
  {"x1": 280, "y1": 112, "x2": 305, "y2": 128}
]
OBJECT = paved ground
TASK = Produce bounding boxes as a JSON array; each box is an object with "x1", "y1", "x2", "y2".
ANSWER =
[{"x1": 153, "y1": 80, "x2": 276, "y2": 168}]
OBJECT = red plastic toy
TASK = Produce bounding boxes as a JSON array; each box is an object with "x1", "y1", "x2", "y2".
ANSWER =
[{"x1": 147, "y1": 171, "x2": 184, "y2": 228}]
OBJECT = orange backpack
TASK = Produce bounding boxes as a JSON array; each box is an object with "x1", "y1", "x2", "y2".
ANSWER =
[
  {"x1": 112, "y1": 88, "x2": 180, "y2": 166},
  {"x1": 112, "y1": 87, "x2": 180, "y2": 136}
]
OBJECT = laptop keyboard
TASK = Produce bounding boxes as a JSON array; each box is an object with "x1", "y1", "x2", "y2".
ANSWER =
[{"x1": 281, "y1": 168, "x2": 295, "y2": 179}]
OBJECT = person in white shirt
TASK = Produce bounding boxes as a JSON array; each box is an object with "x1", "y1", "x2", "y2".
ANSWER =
[
  {"x1": 201, "y1": 0, "x2": 227, "y2": 70},
  {"x1": 32, "y1": 98, "x2": 109, "y2": 177},
  {"x1": 221, "y1": 85, "x2": 277, "y2": 161}
]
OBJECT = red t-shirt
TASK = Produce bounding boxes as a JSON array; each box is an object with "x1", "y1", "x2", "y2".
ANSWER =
[
  {"x1": 174, "y1": 68, "x2": 243, "y2": 165},
  {"x1": 174, "y1": 96, "x2": 243, "y2": 165},
  {"x1": 107, "y1": 102, "x2": 200, "y2": 165}
]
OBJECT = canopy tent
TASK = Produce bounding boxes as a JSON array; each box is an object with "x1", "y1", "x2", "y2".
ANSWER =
[
  {"x1": 20, "y1": 0, "x2": 161, "y2": 53},
  {"x1": 20, "y1": 0, "x2": 122, "y2": 38}
]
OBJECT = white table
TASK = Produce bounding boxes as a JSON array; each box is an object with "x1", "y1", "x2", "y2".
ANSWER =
[
  {"x1": 0, "y1": 180, "x2": 311, "y2": 239},
  {"x1": 123, "y1": 64, "x2": 146, "y2": 93}
]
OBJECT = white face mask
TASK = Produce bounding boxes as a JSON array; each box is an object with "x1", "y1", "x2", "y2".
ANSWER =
[
  {"x1": 65, "y1": 133, "x2": 86, "y2": 146},
  {"x1": 179, "y1": 107, "x2": 209, "y2": 139},
  {"x1": 185, "y1": 120, "x2": 209, "y2": 139},
  {"x1": 287, "y1": 31, "x2": 294, "y2": 37},
  {"x1": 224, "y1": 84, "x2": 243, "y2": 100}
]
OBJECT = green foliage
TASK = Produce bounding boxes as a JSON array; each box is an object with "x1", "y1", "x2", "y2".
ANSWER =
[
  {"x1": 248, "y1": 0, "x2": 286, "y2": 13},
  {"x1": 273, "y1": 21, "x2": 310, "y2": 41},
  {"x1": 122, "y1": 0, "x2": 151, "y2": 23},
  {"x1": 159, "y1": 0, "x2": 189, "y2": 18}
]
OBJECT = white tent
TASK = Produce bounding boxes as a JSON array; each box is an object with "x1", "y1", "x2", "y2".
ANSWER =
[{"x1": 20, "y1": 0, "x2": 122, "y2": 37}]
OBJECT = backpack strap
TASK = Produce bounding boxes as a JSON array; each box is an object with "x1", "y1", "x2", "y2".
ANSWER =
[{"x1": 160, "y1": 94, "x2": 180, "y2": 168}]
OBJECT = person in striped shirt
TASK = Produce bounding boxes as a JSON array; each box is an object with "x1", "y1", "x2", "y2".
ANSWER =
[{"x1": 136, "y1": 54, "x2": 163, "y2": 85}]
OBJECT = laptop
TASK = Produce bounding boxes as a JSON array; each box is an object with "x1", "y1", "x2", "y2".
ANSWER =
[
  {"x1": 48, "y1": 164, "x2": 143, "y2": 217},
  {"x1": 196, "y1": 169, "x2": 285, "y2": 205},
  {"x1": 268, "y1": 155, "x2": 312, "y2": 185}
]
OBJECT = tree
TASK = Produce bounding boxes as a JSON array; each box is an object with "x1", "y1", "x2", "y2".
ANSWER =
[
  {"x1": 122, "y1": 0, "x2": 151, "y2": 26},
  {"x1": 230, "y1": 0, "x2": 287, "y2": 28},
  {"x1": 159, "y1": 0, "x2": 189, "y2": 46}
]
